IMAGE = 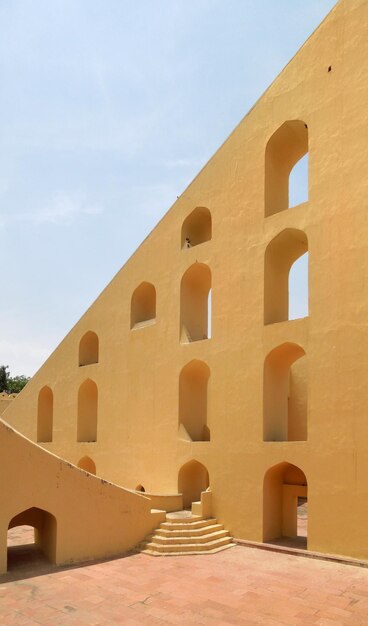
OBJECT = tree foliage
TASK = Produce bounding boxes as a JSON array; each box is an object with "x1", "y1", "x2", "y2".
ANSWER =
[{"x1": 0, "y1": 366, "x2": 30, "y2": 394}]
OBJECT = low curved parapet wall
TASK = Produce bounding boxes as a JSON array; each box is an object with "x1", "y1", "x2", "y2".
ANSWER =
[
  {"x1": 0, "y1": 392, "x2": 16, "y2": 416},
  {"x1": 135, "y1": 492, "x2": 183, "y2": 512},
  {"x1": 0, "y1": 418, "x2": 159, "y2": 573}
]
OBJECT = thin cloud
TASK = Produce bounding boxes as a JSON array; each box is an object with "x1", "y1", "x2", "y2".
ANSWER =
[{"x1": 3, "y1": 196, "x2": 103, "y2": 226}]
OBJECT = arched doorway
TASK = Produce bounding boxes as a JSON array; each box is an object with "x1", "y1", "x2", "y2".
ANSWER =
[
  {"x1": 263, "y1": 462, "x2": 308, "y2": 548},
  {"x1": 263, "y1": 342, "x2": 307, "y2": 442},
  {"x1": 180, "y1": 263, "x2": 211, "y2": 343},
  {"x1": 179, "y1": 360, "x2": 210, "y2": 441},
  {"x1": 178, "y1": 460, "x2": 209, "y2": 509},
  {"x1": 7, "y1": 507, "x2": 57, "y2": 572}
]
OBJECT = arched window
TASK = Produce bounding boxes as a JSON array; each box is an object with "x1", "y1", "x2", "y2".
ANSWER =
[
  {"x1": 264, "y1": 229, "x2": 308, "y2": 325},
  {"x1": 289, "y1": 252, "x2": 309, "y2": 320},
  {"x1": 263, "y1": 342, "x2": 307, "y2": 442},
  {"x1": 77, "y1": 379, "x2": 97, "y2": 442},
  {"x1": 178, "y1": 460, "x2": 209, "y2": 509},
  {"x1": 263, "y1": 463, "x2": 308, "y2": 547},
  {"x1": 77, "y1": 456, "x2": 96, "y2": 475},
  {"x1": 130, "y1": 282, "x2": 156, "y2": 329},
  {"x1": 289, "y1": 153, "x2": 309, "y2": 208},
  {"x1": 179, "y1": 360, "x2": 210, "y2": 442},
  {"x1": 265, "y1": 120, "x2": 309, "y2": 217},
  {"x1": 181, "y1": 207, "x2": 212, "y2": 249},
  {"x1": 79, "y1": 331, "x2": 99, "y2": 366},
  {"x1": 37, "y1": 386, "x2": 53, "y2": 443},
  {"x1": 180, "y1": 263, "x2": 211, "y2": 343}
]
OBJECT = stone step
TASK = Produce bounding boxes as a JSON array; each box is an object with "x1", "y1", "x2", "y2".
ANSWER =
[
  {"x1": 160, "y1": 518, "x2": 217, "y2": 531},
  {"x1": 142, "y1": 536, "x2": 232, "y2": 554},
  {"x1": 166, "y1": 511, "x2": 202, "y2": 520},
  {"x1": 151, "y1": 529, "x2": 230, "y2": 546},
  {"x1": 140, "y1": 543, "x2": 235, "y2": 557},
  {"x1": 156, "y1": 523, "x2": 224, "y2": 538}
]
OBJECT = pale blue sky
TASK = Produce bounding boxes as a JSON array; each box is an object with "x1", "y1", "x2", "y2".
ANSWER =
[{"x1": 0, "y1": 1, "x2": 336, "y2": 376}]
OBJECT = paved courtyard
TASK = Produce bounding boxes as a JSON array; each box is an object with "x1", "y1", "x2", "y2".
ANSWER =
[{"x1": 1, "y1": 526, "x2": 368, "y2": 625}]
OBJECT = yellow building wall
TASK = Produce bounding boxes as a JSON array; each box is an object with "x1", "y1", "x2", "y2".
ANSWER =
[
  {"x1": 0, "y1": 418, "x2": 164, "y2": 573},
  {"x1": 4, "y1": 0, "x2": 368, "y2": 561},
  {"x1": 0, "y1": 393, "x2": 16, "y2": 415}
]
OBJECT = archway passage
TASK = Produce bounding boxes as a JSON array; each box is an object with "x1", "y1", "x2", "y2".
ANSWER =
[
  {"x1": 178, "y1": 460, "x2": 209, "y2": 509},
  {"x1": 181, "y1": 207, "x2": 212, "y2": 249},
  {"x1": 263, "y1": 342, "x2": 307, "y2": 442},
  {"x1": 79, "y1": 331, "x2": 99, "y2": 366},
  {"x1": 77, "y1": 456, "x2": 96, "y2": 475},
  {"x1": 131, "y1": 282, "x2": 156, "y2": 329},
  {"x1": 263, "y1": 463, "x2": 308, "y2": 549},
  {"x1": 37, "y1": 386, "x2": 53, "y2": 443},
  {"x1": 264, "y1": 228, "x2": 308, "y2": 325},
  {"x1": 180, "y1": 263, "x2": 211, "y2": 343},
  {"x1": 265, "y1": 120, "x2": 309, "y2": 216},
  {"x1": 7, "y1": 508, "x2": 57, "y2": 572}
]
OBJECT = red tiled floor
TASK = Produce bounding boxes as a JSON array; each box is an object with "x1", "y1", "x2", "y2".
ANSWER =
[{"x1": 1, "y1": 525, "x2": 368, "y2": 625}]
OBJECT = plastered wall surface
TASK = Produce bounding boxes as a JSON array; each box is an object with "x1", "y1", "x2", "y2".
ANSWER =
[
  {"x1": 0, "y1": 393, "x2": 16, "y2": 416},
  {"x1": 3, "y1": 0, "x2": 368, "y2": 561},
  {"x1": 0, "y1": 418, "x2": 163, "y2": 573}
]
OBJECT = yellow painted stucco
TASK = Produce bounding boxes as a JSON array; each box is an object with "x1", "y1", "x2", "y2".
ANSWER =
[{"x1": 3, "y1": 0, "x2": 368, "y2": 565}]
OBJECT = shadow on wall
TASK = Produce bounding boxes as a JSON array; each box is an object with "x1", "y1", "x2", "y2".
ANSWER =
[{"x1": 178, "y1": 460, "x2": 209, "y2": 509}]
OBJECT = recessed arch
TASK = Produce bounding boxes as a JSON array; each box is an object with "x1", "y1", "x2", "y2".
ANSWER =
[
  {"x1": 37, "y1": 386, "x2": 53, "y2": 443},
  {"x1": 77, "y1": 456, "x2": 96, "y2": 475},
  {"x1": 7, "y1": 507, "x2": 57, "y2": 571},
  {"x1": 77, "y1": 379, "x2": 98, "y2": 442},
  {"x1": 178, "y1": 460, "x2": 209, "y2": 509},
  {"x1": 179, "y1": 360, "x2": 210, "y2": 441},
  {"x1": 263, "y1": 342, "x2": 307, "y2": 442},
  {"x1": 135, "y1": 484, "x2": 145, "y2": 492},
  {"x1": 265, "y1": 120, "x2": 309, "y2": 216},
  {"x1": 181, "y1": 207, "x2": 212, "y2": 249},
  {"x1": 79, "y1": 331, "x2": 99, "y2": 366},
  {"x1": 264, "y1": 228, "x2": 308, "y2": 325},
  {"x1": 263, "y1": 462, "x2": 308, "y2": 546},
  {"x1": 131, "y1": 281, "x2": 156, "y2": 329},
  {"x1": 180, "y1": 263, "x2": 211, "y2": 343}
]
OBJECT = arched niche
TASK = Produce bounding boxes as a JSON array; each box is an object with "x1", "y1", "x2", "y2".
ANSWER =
[
  {"x1": 79, "y1": 331, "x2": 99, "y2": 366},
  {"x1": 77, "y1": 379, "x2": 97, "y2": 442},
  {"x1": 263, "y1": 462, "x2": 308, "y2": 545},
  {"x1": 265, "y1": 120, "x2": 309, "y2": 216},
  {"x1": 37, "y1": 386, "x2": 53, "y2": 443},
  {"x1": 7, "y1": 507, "x2": 57, "y2": 571},
  {"x1": 264, "y1": 229, "x2": 308, "y2": 325},
  {"x1": 179, "y1": 360, "x2": 210, "y2": 441},
  {"x1": 77, "y1": 456, "x2": 96, "y2": 475},
  {"x1": 263, "y1": 342, "x2": 307, "y2": 442},
  {"x1": 181, "y1": 207, "x2": 212, "y2": 249},
  {"x1": 180, "y1": 263, "x2": 211, "y2": 343},
  {"x1": 178, "y1": 460, "x2": 209, "y2": 509},
  {"x1": 130, "y1": 282, "x2": 156, "y2": 329},
  {"x1": 135, "y1": 484, "x2": 145, "y2": 492}
]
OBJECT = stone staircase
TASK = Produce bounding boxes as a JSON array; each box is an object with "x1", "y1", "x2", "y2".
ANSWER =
[{"x1": 139, "y1": 511, "x2": 234, "y2": 556}]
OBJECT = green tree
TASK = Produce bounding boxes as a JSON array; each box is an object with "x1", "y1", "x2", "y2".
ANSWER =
[
  {"x1": 0, "y1": 365, "x2": 9, "y2": 393},
  {"x1": 0, "y1": 366, "x2": 30, "y2": 394},
  {"x1": 7, "y1": 375, "x2": 30, "y2": 394}
]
